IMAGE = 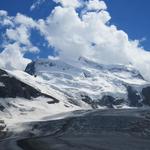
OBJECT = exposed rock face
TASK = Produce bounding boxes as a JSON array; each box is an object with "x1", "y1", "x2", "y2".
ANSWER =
[
  {"x1": 142, "y1": 87, "x2": 150, "y2": 105},
  {"x1": 127, "y1": 86, "x2": 142, "y2": 107},
  {"x1": 0, "y1": 104, "x2": 5, "y2": 111},
  {"x1": 0, "y1": 69, "x2": 59, "y2": 103},
  {"x1": 98, "y1": 95, "x2": 115, "y2": 108},
  {"x1": 81, "y1": 95, "x2": 96, "y2": 108},
  {"x1": 0, "y1": 120, "x2": 6, "y2": 138},
  {"x1": 25, "y1": 62, "x2": 35, "y2": 75},
  {"x1": 81, "y1": 95, "x2": 124, "y2": 108}
]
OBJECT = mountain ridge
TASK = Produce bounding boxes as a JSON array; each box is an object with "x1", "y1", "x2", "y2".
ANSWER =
[
  {"x1": 25, "y1": 57, "x2": 150, "y2": 108},
  {"x1": 0, "y1": 57, "x2": 150, "y2": 124}
]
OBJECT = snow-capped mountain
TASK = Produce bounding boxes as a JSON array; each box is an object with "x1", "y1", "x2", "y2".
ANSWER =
[
  {"x1": 0, "y1": 68, "x2": 81, "y2": 124},
  {"x1": 0, "y1": 57, "x2": 150, "y2": 125},
  {"x1": 25, "y1": 57, "x2": 150, "y2": 108}
]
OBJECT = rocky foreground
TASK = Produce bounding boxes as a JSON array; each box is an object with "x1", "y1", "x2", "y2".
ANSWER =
[{"x1": 0, "y1": 108, "x2": 150, "y2": 150}]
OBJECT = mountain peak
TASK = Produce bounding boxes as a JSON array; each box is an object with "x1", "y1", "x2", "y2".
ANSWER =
[{"x1": 24, "y1": 57, "x2": 148, "y2": 109}]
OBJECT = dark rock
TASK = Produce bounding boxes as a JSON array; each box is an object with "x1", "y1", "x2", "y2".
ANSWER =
[
  {"x1": 113, "y1": 99, "x2": 124, "y2": 105},
  {"x1": 81, "y1": 95, "x2": 92, "y2": 104},
  {"x1": 0, "y1": 69, "x2": 59, "y2": 103},
  {"x1": 81, "y1": 95, "x2": 125, "y2": 108},
  {"x1": 0, "y1": 104, "x2": 5, "y2": 112},
  {"x1": 99, "y1": 95, "x2": 115, "y2": 108},
  {"x1": 47, "y1": 100, "x2": 58, "y2": 104},
  {"x1": 81, "y1": 95, "x2": 97, "y2": 109},
  {"x1": 25, "y1": 61, "x2": 35, "y2": 75},
  {"x1": 127, "y1": 86, "x2": 142, "y2": 107},
  {"x1": 142, "y1": 87, "x2": 150, "y2": 105}
]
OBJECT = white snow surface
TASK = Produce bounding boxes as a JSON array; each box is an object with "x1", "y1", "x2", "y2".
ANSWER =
[
  {"x1": 0, "y1": 57, "x2": 150, "y2": 125},
  {"x1": 0, "y1": 67, "x2": 90, "y2": 125},
  {"x1": 31, "y1": 57, "x2": 148, "y2": 100},
  {"x1": 0, "y1": 82, "x2": 5, "y2": 87}
]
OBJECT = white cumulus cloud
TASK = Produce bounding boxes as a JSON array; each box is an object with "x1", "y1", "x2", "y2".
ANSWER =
[
  {"x1": 0, "y1": 0, "x2": 150, "y2": 81},
  {"x1": 87, "y1": 0, "x2": 107, "y2": 11},
  {"x1": 0, "y1": 42, "x2": 31, "y2": 70},
  {"x1": 53, "y1": 0, "x2": 80, "y2": 8},
  {"x1": 30, "y1": 0, "x2": 46, "y2": 11},
  {"x1": 0, "y1": 12, "x2": 38, "y2": 70},
  {"x1": 36, "y1": 0, "x2": 150, "y2": 80}
]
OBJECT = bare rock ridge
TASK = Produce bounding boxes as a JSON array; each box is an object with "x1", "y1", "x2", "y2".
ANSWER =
[{"x1": 0, "y1": 69, "x2": 59, "y2": 103}]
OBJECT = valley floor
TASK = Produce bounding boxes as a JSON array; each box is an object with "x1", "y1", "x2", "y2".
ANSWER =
[
  {"x1": 0, "y1": 108, "x2": 150, "y2": 150},
  {"x1": 18, "y1": 132, "x2": 150, "y2": 150}
]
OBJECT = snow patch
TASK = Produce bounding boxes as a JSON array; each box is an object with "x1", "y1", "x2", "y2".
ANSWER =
[{"x1": 0, "y1": 82, "x2": 5, "y2": 87}]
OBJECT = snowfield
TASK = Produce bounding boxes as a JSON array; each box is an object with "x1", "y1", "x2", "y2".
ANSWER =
[
  {"x1": 0, "y1": 57, "x2": 150, "y2": 125},
  {"x1": 25, "y1": 57, "x2": 150, "y2": 106}
]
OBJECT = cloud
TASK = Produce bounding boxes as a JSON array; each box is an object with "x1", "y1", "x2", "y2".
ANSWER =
[
  {"x1": 5, "y1": 23, "x2": 38, "y2": 53},
  {"x1": 30, "y1": 0, "x2": 80, "y2": 10},
  {"x1": 53, "y1": 0, "x2": 80, "y2": 8},
  {"x1": 6, "y1": 26, "x2": 30, "y2": 45},
  {"x1": 30, "y1": 0, "x2": 46, "y2": 11},
  {"x1": 0, "y1": 0, "x2": 150, "y2": 81},
  {"x1": 87, "y1": 0, "x2": 107, "y2": 11},
  {"x1": 0, "y1": 10, "x2": 8, "y2": 16},
  {"x1": 36, "y1": 0, "x2": 150, "y2": 80},
  {"x1": 15, "y1": 13, "x2": 36, "y2": 27},
  {"x1": 0, "y1": 42, "x2": 31, "y2": 70},
  {"x1": 0, "y1": 12, "x2": 38, "y2": 70},
  {"x1": 0, "y1": 10, "x2": 13, "y2": 26},
  {"x1": 48, "y1": 55, "x2": 59, "y2": 60}
]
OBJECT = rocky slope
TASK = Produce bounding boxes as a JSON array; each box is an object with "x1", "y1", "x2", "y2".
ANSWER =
[
  {"x1": 0, "y1": 69, "x2": 59, "y2": 102},
  {"x1": 0, "y1": 68, "x2": 81, "y2": 124}
]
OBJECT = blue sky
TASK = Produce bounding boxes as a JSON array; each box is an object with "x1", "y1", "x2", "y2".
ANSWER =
[
  {"x1": 0, "y1": 0, "x2": 150, "y2": 71},
  {"x1": 105, "y1": 0, "x2": 150, "y2": 50},
  {"x1": 0, "y1": 0, "x2": 57, "y2": 59},
  {"x1": 0, "y1": 0, "x2": 150, "y2": 76},
  {"x1": 0, "y1": 0, "x2": 150, "y2": 52}
]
